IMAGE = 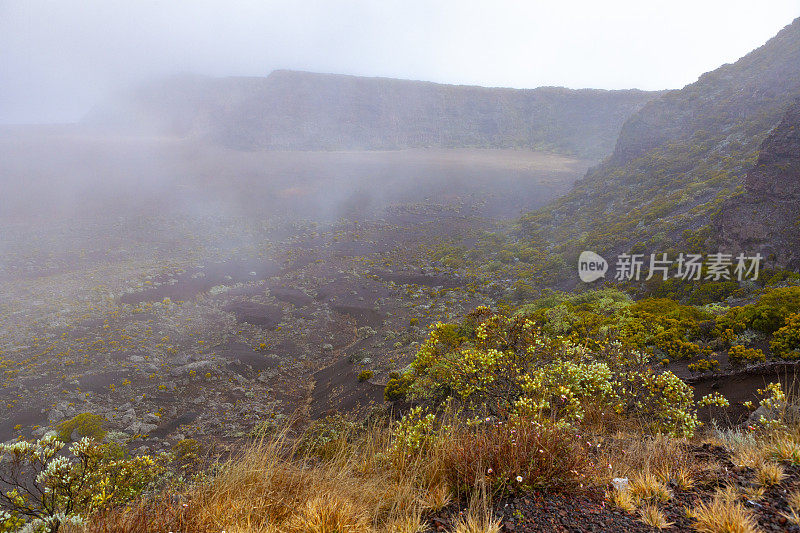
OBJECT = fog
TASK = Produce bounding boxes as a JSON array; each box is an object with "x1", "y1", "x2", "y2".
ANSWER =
[
  {"x1": 1, "y1": 0, "x2": 799, "y2": 485},
  {"x1": 1, "y1": 2, "x2": 798, "y2": 282},
  {"x1": 2, "y1": 0, "x2": 799, "y2": 123}
]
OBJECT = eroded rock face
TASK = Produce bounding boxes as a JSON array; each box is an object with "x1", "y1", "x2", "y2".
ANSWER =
[
  {"x1": 744, "y1": 100, "x2": 800, "y2": 198},
  {"x1": 718, "y1": 99, "x2": 800, "y2": 268}
]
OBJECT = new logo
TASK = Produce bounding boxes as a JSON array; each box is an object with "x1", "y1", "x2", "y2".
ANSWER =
[{"x1": 578, "y1": 251, "x2": 608, "y2": 283}]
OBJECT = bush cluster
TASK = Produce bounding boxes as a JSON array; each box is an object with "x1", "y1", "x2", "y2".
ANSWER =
[
  {"x1": 396, "y1": 307, "x2": 707, "y2": 437},
  {"x1": 727, "y1": 345, "x2": 766, "y2": 365},
  {"x1": 771, "y1": 312, "x2": 800, "y2": 360}
]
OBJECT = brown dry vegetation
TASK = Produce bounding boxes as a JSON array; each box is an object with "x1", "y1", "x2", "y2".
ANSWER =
[{"x1": 70, "y1": 407, "x2": 800, "y2": 533}]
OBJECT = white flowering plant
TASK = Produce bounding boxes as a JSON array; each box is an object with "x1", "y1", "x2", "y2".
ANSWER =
[
  {"x1": 753, "y1": 382, "x2": 789, "y2": 432},
  {"x1": 0, "y1": 436, "x2": 162, "y2": 533},
  {"x1": 388, "y1": 406, "x2": 438, "y2": 468}
]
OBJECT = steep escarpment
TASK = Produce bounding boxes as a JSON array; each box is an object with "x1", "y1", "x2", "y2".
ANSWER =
[
  {"x1": 85, "y1": 71, "x2": 658, "y2": 160},
  {"x1": 523, "y1": 17, "x2": 800, "y2": 260},
  {"x1": 717, "y1": 99, "x2": 800, "y2": 268}
]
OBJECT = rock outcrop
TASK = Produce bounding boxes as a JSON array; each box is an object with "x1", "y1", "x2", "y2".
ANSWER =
[
  {"x1": 524, "y1": 17, "x2": 800, "y2": 259},
  {"x1": 717, "y1": 99, "x2": 800, "y2": 268}
]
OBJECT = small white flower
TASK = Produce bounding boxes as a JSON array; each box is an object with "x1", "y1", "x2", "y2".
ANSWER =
[{"x1": 516, "y1": 475, "x2": 523, "y2": 483}]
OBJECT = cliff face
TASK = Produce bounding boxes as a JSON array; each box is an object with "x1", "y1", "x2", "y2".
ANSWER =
[
  {"x1": 610, "y1": 19, "x2": 800, "y2": 163},
  {"x1": 85, "y1": 71, "x2": 659, "y2": 160},
  {"x1": 522, "y1": 17, "x2": 800, "y2": 259},
  {"x1": 717, "y1": 100, "x2": 800, "y2": 267},
  {"x1": 742, "y1": 100, "x2": 800, "y2": 199}
]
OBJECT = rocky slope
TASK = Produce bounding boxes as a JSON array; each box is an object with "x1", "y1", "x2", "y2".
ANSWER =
[
  {"x1": 717, "y1": 99, "x2": 800, "y2": 268},
  {"x1": 86, "y1": 70, "x2": 659, "y2": 160},
  {"x1": 522, "y1": 17, "x2": 800, "y2": 261}
]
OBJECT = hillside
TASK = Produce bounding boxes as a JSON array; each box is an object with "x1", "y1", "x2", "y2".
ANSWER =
[
  {"x1": 86, "y1": 70, "x2": 659, "y2": 160},
  {"x1": 717, "y1": 98, "x2": 800, "y2": 268},
  {"x1": 521, "y1": 17, "x2": 800, "y2": 263}
]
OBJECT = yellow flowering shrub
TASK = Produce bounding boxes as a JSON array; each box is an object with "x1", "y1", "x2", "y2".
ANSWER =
[
  {"x1": 727, "y1": 345, "x2": 766, "y2": 365},
  {"x1": 406, "y1": 308, "x2": 705, "y2": 437},
  {"x1": 771, "y1": 312, "x2": 800, "y2": 360}
]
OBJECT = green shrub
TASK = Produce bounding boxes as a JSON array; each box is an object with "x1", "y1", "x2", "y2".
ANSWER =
[
  {"x1": 357, "y1": 369, "x2": 373, "y2": 382},
  {"x1": 247, "y1": 414, "x2": 286, "y2": 439},
  {"x1": 384, "y1": 371, "x2": 413, "y2": 402},
  {"x1": 56, "y1": 413, "x2": 107, "y2": 442},
  {"x1": 172, "y1": 438, "x2": 203, "y2": 472},
  {"x1": 752, "y1": 382, "x2": 788, "y2": 431},
  {"x1": 728, "y1": 345, "x2": 766, "y2": 365},
  {"x1": 299, "y1": 414, "x2": 357, "y2": 459},
  {"x1": 721, "y1": 287, "x2": 800, "y2": 334},
  {"x1": 771, "y1": 312, "x2": 800, "y2": 360},
  {"x1": 750, "y1": 287, "x2": 800, "y2": 333},
  {"x1": 686, "y1": 281, "x2": 739, "y2": 305},
  {"x1": 653, "y1": 333, "x2": 710, "y2": 360},
  {"x1": 389, "y1": 407, "x2": 437, "y2": 466},
  {"x1": 0, "y1": 436, "x2": 161, "y2": 531},
  {"x1": 629, "y1": 298, "x2": 710, "y2": 322},
  {"x1": 618, "y1": 370, "x2": 699, "y2": 437},
  {"x1": 406, "y1": 308, "x2": 704, "y2": 437}
]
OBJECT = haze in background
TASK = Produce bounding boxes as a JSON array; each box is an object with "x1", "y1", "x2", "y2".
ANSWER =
[{"x1": 2, "y1": 0, "x2": 799, "y2": 124}]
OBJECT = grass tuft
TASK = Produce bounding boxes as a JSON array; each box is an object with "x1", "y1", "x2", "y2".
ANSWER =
[
  {"x1": 692, "y1": 487, "x2": 760, "y2": 533},
  {"x1": 629, "y1": 472, "x2": 671, "y2": 504},
  {"x1": 755, "y1": 461, "x2": 786, "y2": 487},
  {"x1": 287, "y1": 495, "x2": 370, "y2": 533},
  {"x1": 639, "y1": 504, "x2": 673, "y2": 530}
]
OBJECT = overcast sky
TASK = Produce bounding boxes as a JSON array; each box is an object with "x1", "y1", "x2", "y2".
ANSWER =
[{"x1": 1, "y1": 0, "x2": 799, "y2": 124}]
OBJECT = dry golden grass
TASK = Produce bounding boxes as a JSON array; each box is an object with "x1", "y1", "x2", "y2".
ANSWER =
[
  {"x1": 639, "y1": 504, "x2": 673, "y2": 530},
  {"x1": 452, "y1": 512, "x2": 501, "y2": 533},
  {"x1": 781, "y1": 490, "x2": 800, "y2": 526},
  {"x1": 451, "y1": 491, "x2": 501, "y2": 533},
  {"x1": 732, "y1": 446, "x2": 767, "y2": 470},
  {"x1": 766, "y1": 436, "x2": 800, "y2": 465},
  {"x1": 287, "y1": 495, "x2": 371, "y2": 533},
  {"x1": 629, "y1": 472, "x2": 672, "y2": 505},
  {"x1": 692, "y1": 486, "x2": 760, "y2": 533},
  {"x1": 717, "y1": 428, "x2": 767, "y2": 471},
  {"x1": 81, "y1": 411, "x2": 800, "y2": 533},
  {"x1": 672, "y1": 465, "x2": 697, "y2": 490},
  {"x1": 754, "y1": 461, "x2": 786, "y2": 487},
  {"x1": 608, "y1": 433, "x2": 686, "y2": 474},
  {"x1": 417, "y1": 483, "x2": 452, "y2": 512},
  {"x1": 383, "y1": 511, "x2": 428, "y2": 533},
  {"x1": 605, "y1": 432, "x2": 707, "y2": 490},
  {"x1": 741, "y1": 485, "x2": 765, "y2": 502},
  {"x1": 83, "y1": 416, "x2": 529, "y2": 533},
  {"x1": 85, "y1": 422, "x2": 444, "y2": 533},
  {"x1": 607, "y1": 488, "x2": 636, "y2": 513}
]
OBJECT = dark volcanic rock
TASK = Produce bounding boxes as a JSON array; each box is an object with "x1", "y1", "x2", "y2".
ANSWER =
[
  {"x1": 744, "y1": 99, "x2": 800, "y2": 199},
  {"x1": 718, "y1": 99, "x2": 800, "y2": 268},
  {"x1": 223, "y1": 301, "x2": 283, "y2": 329}
]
